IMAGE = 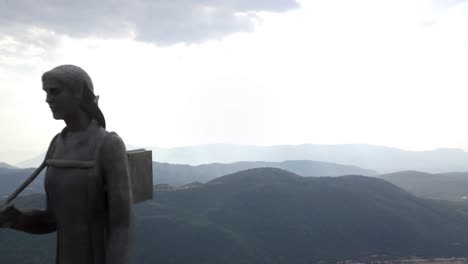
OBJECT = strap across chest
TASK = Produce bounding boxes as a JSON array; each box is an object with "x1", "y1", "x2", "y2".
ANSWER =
[{"x1": 46, "y1": 160, "x2": 96, "y2": 168}]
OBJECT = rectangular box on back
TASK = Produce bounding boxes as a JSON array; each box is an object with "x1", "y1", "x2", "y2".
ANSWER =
[{"x1": 127, "y1": 149, "x2": 153, "y2": 204}]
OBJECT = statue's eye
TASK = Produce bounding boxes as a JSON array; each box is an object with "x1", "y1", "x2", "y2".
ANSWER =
[{"x1": 48, "y1": 87, "x2": 62, "y2": 96}]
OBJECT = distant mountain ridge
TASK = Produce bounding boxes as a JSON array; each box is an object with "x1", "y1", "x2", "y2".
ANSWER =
[
  {"x1": 379, "y1": 171, "x2": 468, "y2": 201},
  {"x1": 15, "y1": 143, "x2": 468, "y2": 173},
  {"x1": 14, "y1": 153, "x2": 45, "y2": 168},
  {"x1": 154, "y1": 159, "x2": 377, "y2": 186},
  {"x1": 149, "y1": 144, "x2": 468, "y2": 173},
  {"x1": 3, "y1": 168, "x2": 468, "y2": 263},
  {"x1": 7, "y1": 161, "x2": 468, "y2": 204},
  {"x1": 15, "y1": 144, "x2": 143, "y2": 168},
  {"x1": 0, "y1": 162, "x2": 16, "y2": 169}
]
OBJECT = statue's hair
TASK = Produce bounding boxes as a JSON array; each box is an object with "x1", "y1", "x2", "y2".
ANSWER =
[
  {"x1": 42, "y1": 65, "x2": 106, "y2": 128},
  {"x1": 42, "y1": 65, "x2": 93, "y2": 97}
]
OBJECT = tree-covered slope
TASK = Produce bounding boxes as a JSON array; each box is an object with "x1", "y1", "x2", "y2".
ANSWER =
[{"x1": 2, "y1": 168, "x2": 468, "y2": 264}]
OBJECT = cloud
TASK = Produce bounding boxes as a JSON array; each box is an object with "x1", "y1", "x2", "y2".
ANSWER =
[
  {"x1": 433, "y1": 0, "x2": 467, "y2": 8},
  {"x1": 0, "y1": 26, "x2": 60, "y2": 70},
  {"x1": 0, "y1": 0, "x2": 299, "y2": 45}
]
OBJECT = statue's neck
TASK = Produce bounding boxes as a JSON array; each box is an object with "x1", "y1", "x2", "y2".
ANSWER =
[{"x1": 64, "y1": 109, "x2": 91, "y2": 133}]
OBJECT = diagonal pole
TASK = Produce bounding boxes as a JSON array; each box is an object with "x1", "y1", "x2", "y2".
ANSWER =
[{"x1": 4, "y1": 162, "x2": 47, "y2": 205}]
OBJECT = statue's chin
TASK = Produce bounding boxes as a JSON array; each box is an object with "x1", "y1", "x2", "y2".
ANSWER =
[{"x1": 51, "y1": 112, "x2": 64, "y2": 120}]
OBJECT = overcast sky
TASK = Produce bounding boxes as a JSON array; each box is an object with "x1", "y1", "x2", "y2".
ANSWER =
[{"x1": 1, "y1": 0, "x2": 468, "y2": 164}]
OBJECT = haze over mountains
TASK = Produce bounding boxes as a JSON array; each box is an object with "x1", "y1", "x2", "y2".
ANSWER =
[
  {"x1": 150, "y1": 144, "x2": 468, "y2": 174},
  {"x1": 0, "y1": 162, "x2": 16, "y2": 169},
  {"x1": 2, "y1": 168, "x2": 468, "y2": 263},
  {"x1": 16, "y1": 144, "x2": 468, "y2": 174},
  {"x1": 379, "y1": 171, "x2": 468, "y2": 202}
]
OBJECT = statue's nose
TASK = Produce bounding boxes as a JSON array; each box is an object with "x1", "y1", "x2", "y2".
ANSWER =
[{"x1": 46, "y1": 94, "x2": 52, "y2": 104}]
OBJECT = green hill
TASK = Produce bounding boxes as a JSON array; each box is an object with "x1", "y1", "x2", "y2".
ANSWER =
[
  {"x1": 139, "y1": 168, "x2": 468, "y2": 263},
  {"x1": 2, "y1": 168, "x2": 468, "y2": 263}
]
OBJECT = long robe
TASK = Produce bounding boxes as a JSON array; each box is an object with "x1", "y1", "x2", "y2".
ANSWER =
[{"x1": 14, "y1": 120, "x2": 133, "y2": 264}]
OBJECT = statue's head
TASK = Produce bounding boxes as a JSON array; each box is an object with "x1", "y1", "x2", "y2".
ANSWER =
[{"x1": 42, "y1": 65, "x2": 106, "y2": 128}]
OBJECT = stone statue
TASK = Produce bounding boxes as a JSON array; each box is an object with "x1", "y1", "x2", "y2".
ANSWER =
[{"x1": 0, "y1": 65, "x2": 134, "y2": 264}]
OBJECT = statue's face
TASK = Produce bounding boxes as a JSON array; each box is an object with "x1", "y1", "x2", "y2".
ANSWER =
[{"x1": 43, "y1": 80, "x2": 81, "y2": 120}]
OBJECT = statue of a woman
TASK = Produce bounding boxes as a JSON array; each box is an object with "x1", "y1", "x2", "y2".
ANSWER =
[{"x1": 0, "y1": 65, "x2": 133, "y2": 264}]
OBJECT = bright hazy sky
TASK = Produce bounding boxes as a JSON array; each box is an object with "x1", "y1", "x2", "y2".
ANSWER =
[{"x1": 1, "y1": 0, "x2": 468, "y2": 164}]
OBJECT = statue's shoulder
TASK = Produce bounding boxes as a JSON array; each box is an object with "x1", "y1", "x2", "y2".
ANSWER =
[
  {"x1": 45, "y1": 133, "x2": 61, "y2": 159},
  {"x1": 98, "y1": 130, "x2": 127, "y2": 162}
]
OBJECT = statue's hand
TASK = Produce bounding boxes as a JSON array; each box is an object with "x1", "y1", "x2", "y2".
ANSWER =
[{"x1": 0, "y1": 205, "x2": 20, "y2": 228}]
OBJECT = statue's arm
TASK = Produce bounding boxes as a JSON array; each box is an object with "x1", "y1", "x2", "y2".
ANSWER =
[
  {"x1": 101, "y1": 133, "x2": 133, "y2": 264},
  {"x1": 10, "y1": 135, "x2": 59, "y2": 234},
  {"x1": 11, "y1": 192, "x2": 57, "y2": 234}
]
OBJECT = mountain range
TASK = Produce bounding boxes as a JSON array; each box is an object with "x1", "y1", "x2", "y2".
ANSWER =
[
  {"x1": 0, "y1": 159, "x2": 375, "y2": 197},
  {"x1": 6, "y1": 158, "x2": 468, "y2": 204},
  {"x1": 0, "y1": 162, "x2": 16, "y2": 169},
  {"x1": 2, "y1": 168, "x2": 468, "y2": 263},
  {"x1": 154, "y1": 159, "x2": 376, "y2": 186},
  {"x1": 379, "y1": 171, "x2": 468, "y2": 201},
  {"x1": 14, "y1": 144, "x2": 468, "y2": 174},
  {"x1": 149, "y1": 144, "x2": 468, "y2": 173}
]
